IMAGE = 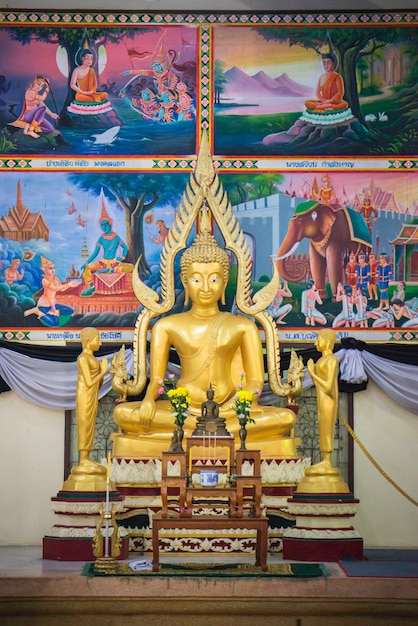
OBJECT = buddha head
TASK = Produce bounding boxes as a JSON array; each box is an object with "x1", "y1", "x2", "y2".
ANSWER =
[
  {"x1": 321, "y1": 52, "x2": 338, "y2": 72},
  {"x1": 180, "y1": 230, "x2": 230, "y2": 306}
]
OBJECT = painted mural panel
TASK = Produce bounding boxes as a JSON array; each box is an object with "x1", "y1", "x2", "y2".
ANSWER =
[
  {"x1": 213, "y1": 24, "x2": 417, "y2": 156},
  {"x1": 0, "y1": 25, "x2": 198, "y2": 156},
  {"x1": 0, "y1": 9, "x2": 416, "y2": 343},
  {"x1": 0, "y1": 171, "x2": 190, "y2": 340}
]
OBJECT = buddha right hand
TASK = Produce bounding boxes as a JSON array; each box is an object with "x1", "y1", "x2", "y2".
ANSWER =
[{"x1": 138, "y1": 399, "x2": 156, "y2": 431}]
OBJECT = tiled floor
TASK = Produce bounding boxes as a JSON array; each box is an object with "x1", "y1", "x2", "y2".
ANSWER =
[
  {"x1": 0, "y1": 547, "x2": 417, "y2": 626},
  {"x1": 0, "y1": 545, "x2": 346, "y2": 577}
]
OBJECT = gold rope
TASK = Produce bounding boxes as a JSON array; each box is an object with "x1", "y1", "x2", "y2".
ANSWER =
[{"x1": 338, "y1": 409, "x2": 418, "y2": 507}]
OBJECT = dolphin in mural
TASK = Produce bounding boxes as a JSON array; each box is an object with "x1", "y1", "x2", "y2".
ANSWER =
[{"x1": 91, "y1": 126, "x2": 120, "y2": 145}]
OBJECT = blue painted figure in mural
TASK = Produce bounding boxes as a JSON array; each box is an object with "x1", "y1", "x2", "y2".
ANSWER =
[
  {"x1": 301, "y1": 279, "x2": 326, "y2": 326},
  {"x1": 80, "y1": 202, "x2": 131, "y2": 297},
  {"x1": 24, "y1": 256, "x2": 78, "y2": 326},
  {"x1": 355, "y1": 252, "x2": 370, "y2": 292},
  {"x1": 375, "y1": 252, "x2": 393, "y2": 311},
  {"x1": 119, "y1": 52, "x2": 194, "y2": 123},
  {"x1": 368, "y1": 252, "x2": 378, "y2": 301},
  {"x1": 155, "y1": 89, "x2": 176, "y2": 123}
]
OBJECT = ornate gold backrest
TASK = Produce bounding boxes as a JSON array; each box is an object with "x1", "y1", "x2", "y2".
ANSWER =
[{"x1": 111, "y1": 132, "x2": 303, "y2": 403}]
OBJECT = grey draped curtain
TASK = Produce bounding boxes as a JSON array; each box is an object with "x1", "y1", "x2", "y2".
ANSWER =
[{"x1": 1, "y1": 346, "x2": 417, "y2": 415}]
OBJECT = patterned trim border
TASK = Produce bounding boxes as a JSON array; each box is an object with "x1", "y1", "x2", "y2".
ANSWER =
[
  {"x1": 286, "y1": 502, "x2": 359, "y2": 516},
  {"x1": 389, "y1": 330, "x2": 418, "y2": 342},
  {"x1": 0, "y1": 11, "x2": 416, "y2": 27},
  {"x1": 0, "y1": 330, "x2": 30, "y2": 341},
  {"x1": 283, "y1": 528, "x2": 362, "y2": 539},
  {"x1": 388, "y1": 159, "x2": 417, "y2": 170}
]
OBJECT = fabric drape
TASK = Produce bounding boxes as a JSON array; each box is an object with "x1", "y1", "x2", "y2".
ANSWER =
[{"x1": 0, "y1": 340, "x2": 417, "y2": 415}]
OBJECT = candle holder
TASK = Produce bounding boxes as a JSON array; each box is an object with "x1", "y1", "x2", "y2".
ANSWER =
[{"x1": 92, "y1": 505, "x2": 122, "y2": 574}]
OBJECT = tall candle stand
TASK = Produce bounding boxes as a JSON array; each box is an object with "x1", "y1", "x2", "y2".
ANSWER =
[{"x1": 93, "y1": 453, "x2": 122, "y2": 573}]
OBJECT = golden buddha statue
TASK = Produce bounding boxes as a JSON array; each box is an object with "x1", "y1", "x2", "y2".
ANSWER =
[
  {"x1": 111, "y1": 133, "x2": 304, "y2": 458},
  {"x1": 297, "y1": 328, "x2": 349, "y2": 493}
]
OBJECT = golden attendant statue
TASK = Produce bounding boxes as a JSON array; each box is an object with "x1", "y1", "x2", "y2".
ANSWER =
[
  {"x1": 63, "y1": 327, "x2": 112, "y2": 491},
  {"x1": 297, "y1": 328, "x2": 349, "y2": 493}
]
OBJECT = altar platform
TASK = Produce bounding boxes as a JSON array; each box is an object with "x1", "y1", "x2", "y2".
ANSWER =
[{"x1": 0, "y1": 546, "x2": 417, "y2": 625}]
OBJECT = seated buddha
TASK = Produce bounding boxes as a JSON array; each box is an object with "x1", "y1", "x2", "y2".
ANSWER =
[
  {"x1": 112, "y1": 230, "x2": 299, "y2": 458},
  {"x1": 305, "y1": 53, "x2": 348, "y2": 113},
  {"x1": 111, "y1": 132, "x2": 304, "y2": 459}
]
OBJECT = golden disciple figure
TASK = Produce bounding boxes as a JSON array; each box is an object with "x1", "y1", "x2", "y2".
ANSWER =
[
  {"x1": 305, "y1": 53, "x2": 348, "y2": 112},
  {"x1": 63, "y1": 327, "x2": 109, "y2": 491},
  {"x1": 112, "y1": 231, "x2": 297, "y2": 455},
  {"x1": 299, "y1": 328, "x2": 349, "y2": 493}
]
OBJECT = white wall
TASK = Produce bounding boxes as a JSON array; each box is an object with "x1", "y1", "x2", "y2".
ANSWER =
[
  {"x1": 353, "y1": 380, "x2": 418, "y2": 548},
  {"x1": 0, "y1": 392, "x2": 64, "y2": 545},
  {"x1": 0, "y1": 382, "x2": 417, "y2": 547}
]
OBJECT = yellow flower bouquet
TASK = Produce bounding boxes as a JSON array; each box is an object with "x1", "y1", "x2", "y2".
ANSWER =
[{"x1": 158, "y1": 377, "x2": 191, "y2": 427}]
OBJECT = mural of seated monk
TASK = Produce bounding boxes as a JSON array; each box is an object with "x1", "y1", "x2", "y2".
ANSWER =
[
  {"x1": 305, "y1": 53, "x2": 348, "y2": 113},
  {"x1": 67, "y1": 48, "x2": 115, "y2": 118}
]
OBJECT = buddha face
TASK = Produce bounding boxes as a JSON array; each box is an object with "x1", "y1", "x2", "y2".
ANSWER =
[
  {"x1": 81, "y1": 53, "x2": 93, "y2": 67},
  {"x1": 184, "y1": 261, "x2": 225, "y2": 307},
  {"x1": 322, "y1": 57, "x2": 335, "y2": 73}
]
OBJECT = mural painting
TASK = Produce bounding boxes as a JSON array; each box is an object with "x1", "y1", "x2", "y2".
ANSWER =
[
  {"x1": 0, "y1": 9, "x2": 416, "y2": 343},
  {"x1": 213, "y1": 25, "x2": 417, "y2": 156},
  {"x1": 1, "y1": 169, "x2": 417, "y2": 341},
  {"x1": 0, "y1": 25, "x2": 198, "y2": 156},
  {"x1": 0, "y1": 172, "x2": 189, "y2": 337}
]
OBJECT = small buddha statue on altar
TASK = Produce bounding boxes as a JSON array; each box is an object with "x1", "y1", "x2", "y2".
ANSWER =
[{"x1": 192, "y1": 385, "x2": 231, "y2": 437}]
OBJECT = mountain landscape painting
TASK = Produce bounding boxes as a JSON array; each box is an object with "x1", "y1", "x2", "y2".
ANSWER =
[{"x1": 213, "y1": 25, "x2": 417, "y2": 157}]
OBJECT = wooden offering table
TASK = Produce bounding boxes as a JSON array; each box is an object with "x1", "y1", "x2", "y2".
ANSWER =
[{"x1": 152, "y1": 512, "x2": 269, "y2": 572}]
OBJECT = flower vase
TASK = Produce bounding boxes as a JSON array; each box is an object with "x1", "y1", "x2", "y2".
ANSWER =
[
  {"x1": 168, "y1": 423, "x2": 185, "y2": 453},
  {"x1": 238, "y1": 421, "x2": 247, "y2": 451},
  {"x1": 176, "y1": 424, "x2": 185, "y2": 451}
]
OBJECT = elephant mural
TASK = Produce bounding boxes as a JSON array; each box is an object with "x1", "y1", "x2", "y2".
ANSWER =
[{"x1": 276, "y1": 200, "x2": 372, "y2": 299}]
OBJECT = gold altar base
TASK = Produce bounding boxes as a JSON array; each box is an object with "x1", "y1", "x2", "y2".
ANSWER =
[
  {"x1": 94, "y1": 556, "x2": 119, "y2": 574},
  {"x1": 111, "y1": 432, "x2": 169, "y2": 459},
  {"x1": 43, "y1": 490, "x2": 128, "y2": 561},
  {"x1": 61, "y1": 462, "x2": 115, "y2": 492},
  {"x1": 112, "y1": 433, "x2": 301, "y2": 460},
  {"x1": 296, "y1": 469, "x2": 350, "y2": 494}
]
